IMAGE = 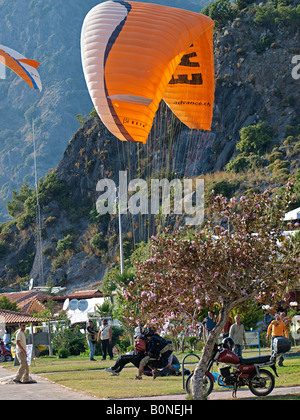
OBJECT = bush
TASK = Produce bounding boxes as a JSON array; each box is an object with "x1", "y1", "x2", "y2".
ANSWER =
[
  {"x1": 202, "y1": 0, "x2": 237, "y2": 29},
  {"x1": 51, "y1": 250, "x2": 73, "y2": 271},
  {"x1": 44, "y1": 216, "x2": 57, "y2": 226},
  {"x1": 256, "y1": 34, "x2": 274, "y2": 53},
  {"x1": 234, "y1": 0, "x2": 252, "y2": 11},
  {"x1": 38, "y1": 172, "x2": 70, "y2": 208},
  {"x1": 209, "y1": 178, "x2": 240, "y2": 198},
  {"x1": 294, "y1": 141, "x2": 300, "y2": 153},
  {"x1": 269, "y1": 151, "x2": 284, "y2": 163},
  {"x1": 117, "y1": 335, "x2": 131, "y2": 354},
  {"x1": 57, "y1": 348, "x2": 70, "y2": 359},
  {"x1": 7, "y1": 183, "x2": 35, "y2": 219},
  {"x1": 52, "y1": 324, "x2": 86, "y2": 356},
  {"x1": 90, "y1": 232, "x2": 106, "y2": 251},
  {"x1": 267, "y1": 159, "x2": 290, "y2": 173},
  {"x1": 283, "y1": 136, "x2": 294, "y2": 145},
  {"x1": 56, "y1": 234, "x2": 75, "y2": 254},
  {"x1": 6, "y1": 173, "x2": 71, "y2": 231},
  {"x1": 226, "y1": 153, "x2": 266, "y2": 173},
  {"x1": 226, "y1": 155, "x2": 249, "y2": 173},
  {"x1": 248, "y1": 154, "x2": 266, "y2": 169},
  {"x1": 254, "y1": 3, "x2": 300, "y2": 29},
  {"x1": 237, "y1": 123, "x2": 272, "y2": 155}
]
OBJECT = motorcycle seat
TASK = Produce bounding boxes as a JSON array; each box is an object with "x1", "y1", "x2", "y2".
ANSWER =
[{"x1": 239, "y1": 355, "x2": 272, "y2": 365}]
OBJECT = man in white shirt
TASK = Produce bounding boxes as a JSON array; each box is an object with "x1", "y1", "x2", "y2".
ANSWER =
[
  {"x1": 229, "y1": 315, "x2": 247, "y2": 357},
  {"x1": 97, "y1": 319, "x2": 113, "y2": 360},
  {"x1": 13, "y1": 322, "x2": 30, "y2": 384}
]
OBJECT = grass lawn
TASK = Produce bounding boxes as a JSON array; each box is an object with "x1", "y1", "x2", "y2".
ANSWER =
[{"x1": 3, "y1": 347, "x2": 300, "y2": 399}]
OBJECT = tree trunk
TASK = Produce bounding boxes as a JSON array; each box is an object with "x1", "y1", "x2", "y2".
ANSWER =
[{"x1": 191, "y1": 304, "x2": 232, "y2": 400}]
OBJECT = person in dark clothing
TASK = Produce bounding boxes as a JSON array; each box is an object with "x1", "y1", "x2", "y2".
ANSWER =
[
  {"x1": 105, "y1": 353, "x2": 143, "y2": 376},
  {"x1": 86, "y1": 320, "x2": 98, "y2": 361},
  {"x1": 105, "y1": 331, "x2": 148, "y2": 376},
  {"x1": 202, "y1": 311, "x2": 217, "y2": 338},
  {"x1": 136, "y1": 327, "x2": 174, "y2": 379},
  {"x1": 145, "y1": 354, "x2": 181, "y2": 378}
]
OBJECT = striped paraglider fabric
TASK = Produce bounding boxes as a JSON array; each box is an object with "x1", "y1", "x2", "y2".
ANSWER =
[
  {"x1": 81, "y1": 0, "x2": 215, "y2": 144},
  {"x1": 0, "y1": 44, "x2": 42, "y2": 91}
]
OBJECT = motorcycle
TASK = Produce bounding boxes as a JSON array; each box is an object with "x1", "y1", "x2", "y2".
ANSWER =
[
  {"x1": 0, "y1": 339, "x2": 13, "y2": 362},
  {"x1": 186, "y1": 336, "x2": 291, "y2": 398}
]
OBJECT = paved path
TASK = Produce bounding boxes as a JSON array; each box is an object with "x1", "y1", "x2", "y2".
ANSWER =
[
  {"x1": 1, "y1": 366, "x2": 299, "y2": 400},
  {"x1": 0, "y1": 366, "x2": 98, "y2": 400}
]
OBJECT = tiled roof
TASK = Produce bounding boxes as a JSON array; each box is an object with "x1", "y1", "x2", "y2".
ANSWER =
[
  {"x1": 52, "y1": 289, "x2": 103, "y2": 301},
  {"x1": 72, "y1": 289, "x2": 102, "y2": 297},
  {"x1": 1, "y1": 290, "x2": 105, "y2": 313},
  {"x1": 0, "y1": 291, "x2": 48, "y2": 313},
  {"x1": 0, "y1": 309, "x2": 45, "y2": 325}
]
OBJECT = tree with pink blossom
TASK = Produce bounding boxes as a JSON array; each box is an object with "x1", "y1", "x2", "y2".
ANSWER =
[{"x1": 124, "y1": 183, "x2": 299, "y2": 399}]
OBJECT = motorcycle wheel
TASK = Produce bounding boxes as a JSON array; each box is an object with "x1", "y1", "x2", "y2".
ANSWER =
[
  {"x1": 185, "y1": 372, "x2": 214, "y2": 397},
  {"x1": 5, "y1": 355, "x2": 13, "y2": 362},
  {"x1": 0, "y1": 354, "x2": 5, "y2": 363},
  {"x1": 248, "y1": 368, "x2": 275, "y2": 397}
]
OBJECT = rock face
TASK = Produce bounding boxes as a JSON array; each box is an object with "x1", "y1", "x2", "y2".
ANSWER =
[
  {"x1": 0, "y1": 2, "x2": 299, "y2": 292},
  {"x1": 211, "y1": 8, "x2": 300, "y2": 172}
]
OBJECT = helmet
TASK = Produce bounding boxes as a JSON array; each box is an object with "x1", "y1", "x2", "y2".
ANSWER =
[
  {"x1": 144, "y1": 327, "x2": 155, "y2": 337},
  {"x1": 222, "y1": 337, "x2": 234, "y2": 350},
  {"x1": 134, "y1": 326, "x2": 144, "y2": 338}
]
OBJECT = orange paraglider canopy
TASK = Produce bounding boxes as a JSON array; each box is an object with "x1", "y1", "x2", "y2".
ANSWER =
[{"x1": 81, "y1": 1, "x2": 214, "y2": 144}]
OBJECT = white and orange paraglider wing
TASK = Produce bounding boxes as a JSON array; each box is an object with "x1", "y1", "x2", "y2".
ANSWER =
[
  {"x1": 81, "y1": 0, "x2": 214, "y2": 144},
  {"x1": 0, "y1": 44, "x2": 42, "y2": 91}
]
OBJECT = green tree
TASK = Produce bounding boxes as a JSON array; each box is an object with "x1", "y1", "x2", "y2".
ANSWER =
[
  {"x1": 202, "y1": 0, "x2": 237, "y2": 29},
  {"x1": 7, "y1": 183, "x2": 35, "y2": 219},
  {"x1": 234, "y1": 0, "x2": 252, "y2": 11},
  {"x1": 209, "y1": 178, "x2": 240, "y2": 198},
  {"x1": 0, "y1": 295, "x2": 19, "y2": 311},
  {"x1": 56, "y1": 234, "x2": 75, "y2": 254},
  {"x1": 125, "y1": 184, "x2": 299, "y2": 399},
  {"x1": 90, "y1": 232, "x2": 106, "y2": 251},
  {"x1": 38, "y1": 172, "x2": 69, "y2": 206},
  {"x1": 52, "y1": 323, "x2": 85, "y2": 356},
  {"x1": 237, "y1": 123, "x2": 272, "y2": 155},
  {"x1": 95, "y1": 299, "x2": 113, "y2": 319}
]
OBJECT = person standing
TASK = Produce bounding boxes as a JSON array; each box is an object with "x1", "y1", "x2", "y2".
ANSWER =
[
  {"x1": 86, "y1": 319, "x2": 98, "y2": 361},
  {"x1": 267, "y1": 313, "x2": 289, "y2": 367},
  {"x1": 13, "y1": 322, "x2": 30, "y2": 384},
  {"x1": 229, "y1": 315, "x2": 246, "y2": 357},
  {"x1": 98, "y1": 319, "x2": 113, "y2": 360},
  {"x1": 222, "y1": 315, "x2": 233, "y2": 339},
  {"x1": 202, "y1": 311, "x2": 217, "y2": 339}
]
